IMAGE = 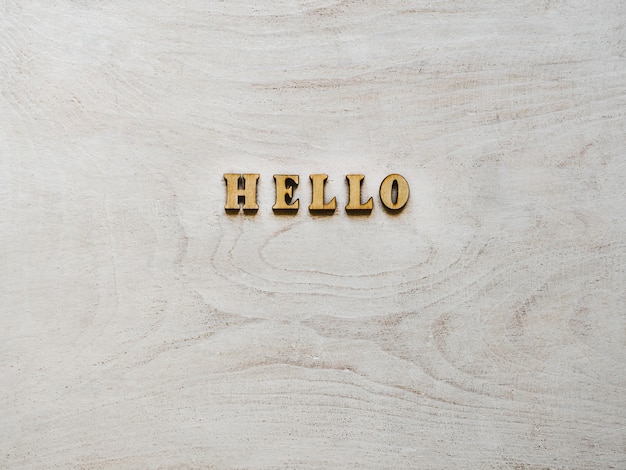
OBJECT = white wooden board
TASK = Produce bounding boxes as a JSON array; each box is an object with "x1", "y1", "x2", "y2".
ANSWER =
[{"x1": 1, "y1": 0, "x2": 625, "y2": 467}]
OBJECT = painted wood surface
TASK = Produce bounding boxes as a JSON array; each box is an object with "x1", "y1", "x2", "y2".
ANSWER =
[{"x1": 1, "y1": 1, "x2": 625, "y2": 467}]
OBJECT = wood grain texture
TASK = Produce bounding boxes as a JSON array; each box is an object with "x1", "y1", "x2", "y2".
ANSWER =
[{"x1": 1, "y1": 0, "x2": 625, "y2": 468}]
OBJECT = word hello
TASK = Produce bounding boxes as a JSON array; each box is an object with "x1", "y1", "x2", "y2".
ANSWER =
[{"x1": 224, "y1": 173, "x2": 409, "y2": 214}]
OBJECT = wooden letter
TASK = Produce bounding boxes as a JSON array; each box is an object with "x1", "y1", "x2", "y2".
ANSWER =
[
  {"x1": 273, "y1": 174, "x2": 299, "y2": 213},
  {"x1": 379, "y1": 174, "x2": 410, "y2": 212},
  {"x1": 224, "y1": 173, "x2": 260, "y2": 212},
  {"x1": 309, "y1": 174, "x2": 336, "y2": 214},
  {"x1": 345, "y1": 174, "x2": 373, "y2": 214}
]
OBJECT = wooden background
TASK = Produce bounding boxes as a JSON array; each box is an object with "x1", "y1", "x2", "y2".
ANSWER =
[{"x1": 2, "y1": 0, "x2": 625, "y2": 467}]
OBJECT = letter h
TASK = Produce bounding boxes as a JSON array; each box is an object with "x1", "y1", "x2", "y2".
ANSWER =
[{"x1": 224, "y1": 173, "x2": 260, "y2": 212}]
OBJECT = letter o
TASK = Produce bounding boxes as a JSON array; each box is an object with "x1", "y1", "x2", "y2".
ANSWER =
[{"x1": 379, "y1": 174, "x2": 409, "y2": 211}]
